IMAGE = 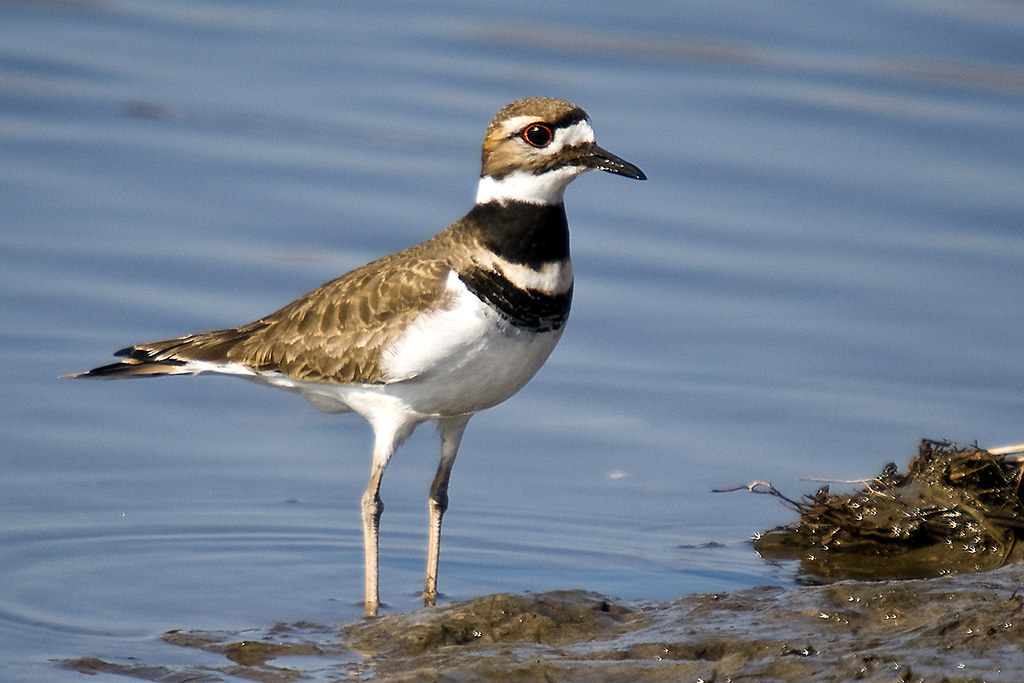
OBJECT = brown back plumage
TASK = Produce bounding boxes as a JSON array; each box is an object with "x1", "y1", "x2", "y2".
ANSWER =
[
  {"x1": 231, "y1": 235, "x2": 456, "y2": 382},
  {"x1": 72, "y1": 227, "x2": 477, "y2": 384}
]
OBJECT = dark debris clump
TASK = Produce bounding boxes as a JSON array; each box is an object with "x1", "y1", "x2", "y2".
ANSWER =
[{"x1": 752, "y1": 439, "x2": 1024, "y2": 581}]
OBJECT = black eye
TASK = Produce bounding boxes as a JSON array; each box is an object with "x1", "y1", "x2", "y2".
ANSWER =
[{"x1": 521, "y1": 123, "x2": 553, "y2": 148}]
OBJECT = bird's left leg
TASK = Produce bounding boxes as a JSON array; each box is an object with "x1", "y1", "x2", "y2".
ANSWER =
[{"x1": 424, "y1": 413, "x2": 471, "y2": 605}]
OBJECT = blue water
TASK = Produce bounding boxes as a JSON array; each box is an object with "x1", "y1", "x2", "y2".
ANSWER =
[{"x1": 3, "y1": 0, "x2": 1023, "y2": 679}]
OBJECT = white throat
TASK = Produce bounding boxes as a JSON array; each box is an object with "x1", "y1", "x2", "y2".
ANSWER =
[{"x1": 475, "y1": 166, "x2": 583, "y2": 206}]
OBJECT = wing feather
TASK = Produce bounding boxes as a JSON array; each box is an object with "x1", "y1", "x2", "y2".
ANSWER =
[{"x1": 68, "y1": 234, "x2": 462, "y2": 384}]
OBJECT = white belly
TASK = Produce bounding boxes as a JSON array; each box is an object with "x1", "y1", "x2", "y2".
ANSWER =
[
  {"x1": 378, "y1": 271, "x2": 564, "y2": 416},
  {"x1": 247, "y1": 271, "x2": 565, "y2": 420}
]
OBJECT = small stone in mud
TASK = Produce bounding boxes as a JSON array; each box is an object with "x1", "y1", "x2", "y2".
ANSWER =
[{"x1": 346, "y1": 590, "x2": 634, "y2": 655}]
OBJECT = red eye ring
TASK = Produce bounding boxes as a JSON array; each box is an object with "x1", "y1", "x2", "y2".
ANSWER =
[{"x1": 521, "y1": 123, "x2": 553, "y2": 148}]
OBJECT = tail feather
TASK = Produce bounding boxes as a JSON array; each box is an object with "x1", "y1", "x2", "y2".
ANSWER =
[
  {"x1": 62, "y1": 348, "x2": 192, "y2": 379},
  {"x1": 62, "y1": 323, "x2": 268, "y2": 380}
]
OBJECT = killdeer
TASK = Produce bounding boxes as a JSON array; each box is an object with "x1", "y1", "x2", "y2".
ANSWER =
[{"x1": 65, "y1": 97, "x2": 645, "y2": 615}]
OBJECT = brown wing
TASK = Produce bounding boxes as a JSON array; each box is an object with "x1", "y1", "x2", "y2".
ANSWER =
[
  {"x1": 69, "y1": 235, "x2": 458, "y2": 384},
  {"x1": 231, "y1": 243, "x2": 453, "y2": 382}
]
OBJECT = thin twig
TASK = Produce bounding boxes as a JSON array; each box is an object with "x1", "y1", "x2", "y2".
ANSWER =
[
  {"x1": 712, "y1": 481, "x2": 802, "y2": 508},
  {"x1": 988, "y1": 443, "x2": 1024, "y2": 457}
]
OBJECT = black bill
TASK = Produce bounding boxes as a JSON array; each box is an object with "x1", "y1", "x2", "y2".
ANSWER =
[{"x1": 588, "y1": 144, "x2": 646, "y2": 180}]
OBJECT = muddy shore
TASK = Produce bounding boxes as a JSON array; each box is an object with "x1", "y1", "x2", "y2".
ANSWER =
[{"x1": 65, "y1": 563, "x2": 1024, "y2": 682}]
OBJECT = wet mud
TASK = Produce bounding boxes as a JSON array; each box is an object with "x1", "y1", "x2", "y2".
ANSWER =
[
  {"x1": 61, "y1": 440, "x2": 1024, "y2": 681},
  {"x1": 62, "y1": 568, "x2": 1024, "y2": 682}
]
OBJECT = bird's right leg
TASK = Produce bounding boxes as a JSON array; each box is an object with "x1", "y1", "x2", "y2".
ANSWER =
[
  {"x1": 361, "y1": 459, "x2": 387, "y2": 617},
  {"x1": 361, "y1": 417, "x2": 416, "y2": 617}
]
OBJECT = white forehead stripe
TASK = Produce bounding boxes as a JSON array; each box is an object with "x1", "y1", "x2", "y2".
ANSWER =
[
  {"x1": 498, "y1": 115, "x2": 542, "y2": 137},
  {"x1": 555, "y1": 119, "x2": 594, "y2": 149},
  {"x1": 498, "y1": 116, "x2": 594, "y2": 153},
  {"x1": 475, "y1": 167, "x2": 583, "y2": 206}
]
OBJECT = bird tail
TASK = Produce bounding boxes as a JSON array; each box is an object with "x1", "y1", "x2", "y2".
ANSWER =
[
  {"x1": 62, "y1": 324, "x2": 267, "y2": 380},
  {"x1": 62, "y1": 346, "x2": 196, "y2": 379}
]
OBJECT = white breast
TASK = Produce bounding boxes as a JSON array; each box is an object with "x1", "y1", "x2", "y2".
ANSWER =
[
  {"x1": 220, "y1": 269, "x2": 566, "y2": 421},
  {"x1": 378, "y1": 270, "x2": 565, "y2": 416}
]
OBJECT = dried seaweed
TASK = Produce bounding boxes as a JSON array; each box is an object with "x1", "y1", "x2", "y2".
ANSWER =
[{"x1": 750, "y1": 439, "x2": 1024, "y2": 581}]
